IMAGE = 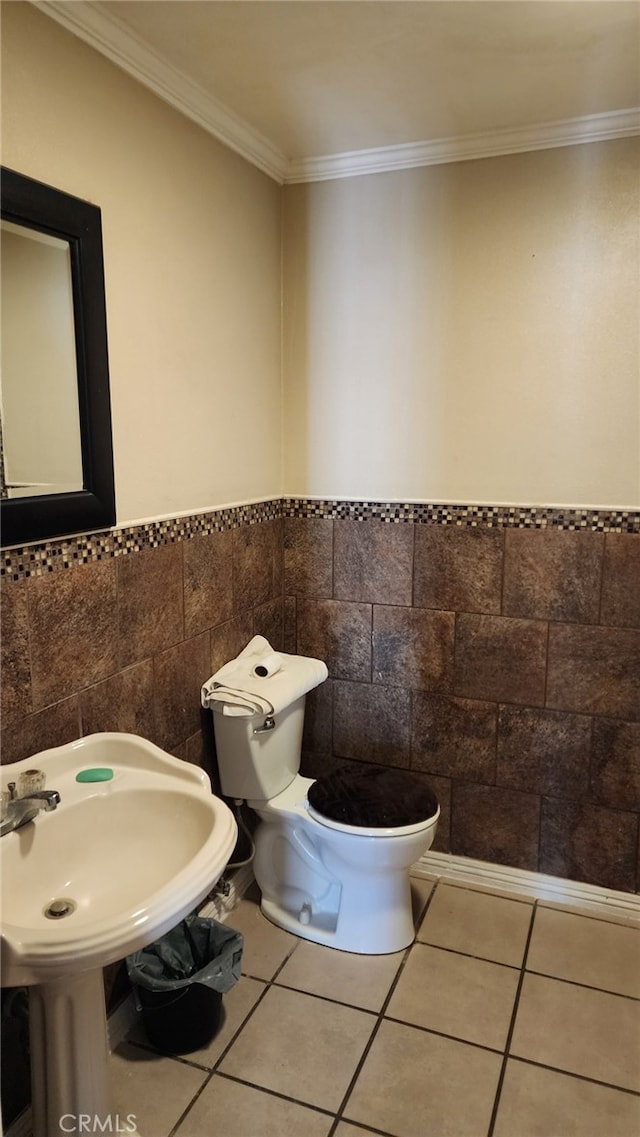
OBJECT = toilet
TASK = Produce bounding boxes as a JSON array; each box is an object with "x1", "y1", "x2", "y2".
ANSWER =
[{"x1": 211, "y1": 691, "x2": 439, "y2": 955}]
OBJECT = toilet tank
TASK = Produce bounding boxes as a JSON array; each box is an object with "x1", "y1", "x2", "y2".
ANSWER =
[{"x1": 212, "y1": 695, "x2": 305, "y2": 801}]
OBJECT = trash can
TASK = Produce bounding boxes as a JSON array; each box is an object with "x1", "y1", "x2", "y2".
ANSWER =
[{"x1": 126, "y1": 915, "x2": 243, "y2": 1054}]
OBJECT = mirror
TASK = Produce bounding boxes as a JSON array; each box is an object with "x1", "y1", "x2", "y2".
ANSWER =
[{"x1": 0, "y1": 168, "x2": 115, "y2": 546}]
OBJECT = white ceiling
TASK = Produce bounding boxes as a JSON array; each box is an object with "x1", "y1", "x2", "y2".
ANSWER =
[{"x1": 36, "y1": 1, "x2": 640, "y2": 182}]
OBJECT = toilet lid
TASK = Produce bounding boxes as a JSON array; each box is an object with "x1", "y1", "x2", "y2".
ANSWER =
[{"x1": 307, "y1": 766, "x2": 438, "y2": 829}]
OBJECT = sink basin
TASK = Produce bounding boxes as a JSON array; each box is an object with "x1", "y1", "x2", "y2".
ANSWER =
[
  {"x1": 1, "y1": 732, "x2": 237, "y2": 986},
  {"x1": 0, "y1": 733, "x2": 238, "y2": 1137}
]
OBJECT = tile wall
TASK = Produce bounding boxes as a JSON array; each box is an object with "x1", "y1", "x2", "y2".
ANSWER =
[
  {"x1": 1, "y1": 508, "x2": 285, "y2": 787},
  {"x1": 1, "y1": 499, "x2": 639, "y2": 895},
  {"x1": 285, "y1": 502, "x2": 640, "y2": 895}
]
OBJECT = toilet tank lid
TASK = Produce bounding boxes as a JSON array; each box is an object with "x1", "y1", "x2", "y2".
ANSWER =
[{"x1": 307, "y1": 766, "x2": 438, "y2": 829}]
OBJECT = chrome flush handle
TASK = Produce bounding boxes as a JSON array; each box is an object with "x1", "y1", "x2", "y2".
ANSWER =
[{"x1": 253, "y1": 716, "x2": 276, "y2": 734}]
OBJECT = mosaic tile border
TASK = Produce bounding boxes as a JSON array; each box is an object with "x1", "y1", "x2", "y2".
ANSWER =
[
  {"x1": 1, "y1": 499, "x2": 282, "y2": 582},
  {"x1": 284, "y1": 498, "x2": 640, "y2": 532},
  {"x1": 2, "y1": 496, "x2": 638, "y2": 582}
]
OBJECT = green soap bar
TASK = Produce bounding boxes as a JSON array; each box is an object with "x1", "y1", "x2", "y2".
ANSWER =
[{"x1": 76, "y1": 768, "x2": 114, "y2": 782}]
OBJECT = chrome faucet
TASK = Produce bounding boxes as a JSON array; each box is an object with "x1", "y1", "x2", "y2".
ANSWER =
[{"x1": 0, "y1": 783, "x2": 61, "y2": 836}]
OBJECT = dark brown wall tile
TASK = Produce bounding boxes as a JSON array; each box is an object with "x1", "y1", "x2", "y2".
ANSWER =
[
  {"x1": 540, "y1": 797, "x2": 638, "y2": 891},
  {"x1": 373, "y1": 606, "x2": 454, "y2": 692},
  {"x1": 411, "y1": 692, "x2": 497, "y2": 783},
  {"x1": 297, "y1": 598, "x2": 371, "y2": 681},
  {"x1": 414, "y1": 526, "x2": 503, "y2": 614},
  {"x1": 2, "y1": 509, "x2": 638, "y2": 896},
  {"x1": 210, "y1": 614, "x2": 254, "y2": 673},
  {"x1": 0, "y1": 696, "x2": 81, "y2": 765},
  {"x1": 80, "y1": 660, "x2": 157, "y2": 742},
  {"x1": 283, "y1": 596, "x2": 297, "y2": 653},
  {"x1": 29, "y1": 560, "x2": 118, "y2": 708},
  {"x1": 333, "y1": 680, "x2": 411, "y2": 766},
  {"x1": 184, "y1": 730, "x2": 210, "y2": 773},
  {"x1": 153, "y1": 632, "x2": 210, "y2": 752},
  {"x1": 600, "y1": 534, "x2": 640, "y2": 628},
  {"x1": 1, "y1": 579, "x2": 31, "y2": 724},
  {"x1": 503, "y1": 529, "x2": 603, "y2": 623},
  {"x1": 547, "y1": 624, "x2": 640, "y2": 720},
  {"x1": 253, "y1": 597, "x2": 284, "y2": 650},
  {"x1": 233, "y1": 518, "x2": 283, "y2": 610},
  {"x1": 424, "y1": 772, "x2": 451, "y2": 853},
  {"x1": 455, "y1": 613, "x2": 547, "y2": 707},
  {"x1": 451, "y1": 782, "x2": 541, "y2": 871},
  {"x1": 590, "y1": 719, "x2": 640, "y2": 811},
  {"x1": 299, "y1": 749, "x2": 341, "y2": 780},
  {"x1": 284, "y1": 517, "x2": 333, "y2": 597},
  {"x1": 334, "y1": 519, "x2": 414, "y2": 605},
  {"x1": 302, "y1": 678, "x2": 333, "y2": 756},
  {"x1": 496, "y1": 706, "x2": 591, "y2": 799},
  {"x1": 183, "y1": 530, "x2": 233, "y2": 636},
  {"x1": 117, "y1": 544, "x2": 184, "y2": 669}
]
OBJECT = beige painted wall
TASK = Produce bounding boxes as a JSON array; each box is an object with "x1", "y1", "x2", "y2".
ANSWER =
[
  {"x1": 1, "y1": 2, "x2": 282, "y2": 525},
  {"x1": 283, "y1": 140, "x2": 640, "y2": 507},
  {"x1": 3, "y1": 5, "x2": 638, "y2": 521}
]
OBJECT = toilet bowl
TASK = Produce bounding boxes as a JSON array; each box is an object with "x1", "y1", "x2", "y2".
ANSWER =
[{"x1": 212, "y1": 694, "x2": 439, "y2": 954}]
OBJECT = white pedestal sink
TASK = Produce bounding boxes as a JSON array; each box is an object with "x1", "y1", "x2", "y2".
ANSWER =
[{"x1": 1, "y1": 733, "x2": 237, "y2": 1137}]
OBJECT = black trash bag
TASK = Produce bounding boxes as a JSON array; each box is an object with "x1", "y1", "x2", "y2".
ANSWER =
[{"x1": 126, "y1": 915, "x2": 243, "y2": 1054}]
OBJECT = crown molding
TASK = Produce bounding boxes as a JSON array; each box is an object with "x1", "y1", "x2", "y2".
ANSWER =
[
  {"x1": 33, "y1": 2, "x2": 640, "y2": 186},
  {"x1": 286, "y1": 106, "x2": 640, "y2": 183},
  {"x1": 31, "y1": 0, "x2": 289, "y2": 184}
]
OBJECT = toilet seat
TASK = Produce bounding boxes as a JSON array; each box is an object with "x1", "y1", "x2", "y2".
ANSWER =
[
  {"x1": 306, "y1": 802, "x2": 438, "y2": 838},
  {"x1": 253, "y1": 768, "x2": 440, "y2": 839},
  {"x1": 307, "y1": 764, "x2": 439, "y2": 832}
]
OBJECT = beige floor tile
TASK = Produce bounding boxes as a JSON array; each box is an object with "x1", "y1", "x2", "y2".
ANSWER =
[
  {"x1": 344, "y1": 1018, "x2": 502, "y2": 1137},
  {"x1": 410, "y1": 874, "x2": 436, "y2": 924},
  {"x1": 387, "y1": 943, "x2": 519, "y2": 1050},
  {"x1": 110, "y1": 1042, "x2": 207, "y2": 1137},
  {"x1": 511, "y1": 973, "x2": 640, "y2": 1092},
  {"x1": 219, "y1": 984, "x2": 376, "y2": 1111},
  {"x1": 225, "y1": 894, "x2": 299, "y2": 980},
  {"x1": 493, "y1": 1058, "x2": 640, "y2": 1137},
  {"x1": 175, "y1": 1074, "x2": 334, "y2": 1137},
  {"x1": 191, "y1": 975, "x2": 266, "y2": 1066},
  {"x1": 417, "y1": 882, "x2": 532, "y2": 966},
  {"x1": 276, "y1": 939, "x2": 404, "y2": 1011},
  {"x1": 527, "y1": 907, "x2": 640, "y2": 998}
]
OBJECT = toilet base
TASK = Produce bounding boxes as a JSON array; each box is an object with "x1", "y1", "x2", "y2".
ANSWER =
[
  {"x1": 258, "y1": 873, "x2": 416, "y2": 955},
  {"x1": 249, "y1": 776, "x2": 439, "y2": 954}
]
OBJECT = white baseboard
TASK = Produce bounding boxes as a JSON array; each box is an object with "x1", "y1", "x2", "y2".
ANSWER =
[{"x1": 415, "y1": 851, "x2": 640, "y2": 921}]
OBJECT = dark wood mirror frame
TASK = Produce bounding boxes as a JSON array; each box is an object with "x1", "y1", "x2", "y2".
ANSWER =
[{"x1": 1, "y1": 167, "x2": 115, "y2": 547}]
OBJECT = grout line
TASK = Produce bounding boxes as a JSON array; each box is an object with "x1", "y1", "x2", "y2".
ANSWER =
[
  {"x1": 325, "y1": 880, "x2": 443, "y2": 1137},
  {"x1": 429, "y1": 877, "x2": 536, "y2": 906},
  {"x1": 524, "y1": 968, "x2": 640, "y2": 1003},
  {"x1": 486, "y1": 899, "x2": 539, "y2": 1137},
  {"x1": 380, "y1": 1018, "x2": 506, "y2": 1057},
  {"x1": 505, "y1": 1054, "x2": 640, "y2": 1099},
  {"x1": 123, "y1": 881, "x2": 640, "y2": 1137},
  {"x1": 413, "y1": 938, "x2": 522, "y2": 970},
  {"x1": 167, "y1": 939, "x2": 305, "y2": 1137},
  {"x1": 206, "y1": 1069, "x2": 337, "y2": 1118}
]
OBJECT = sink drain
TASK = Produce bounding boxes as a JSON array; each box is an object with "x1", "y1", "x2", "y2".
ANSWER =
[{"x1": 44, "y1": 898, "x2": 76, "y2": 920}]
